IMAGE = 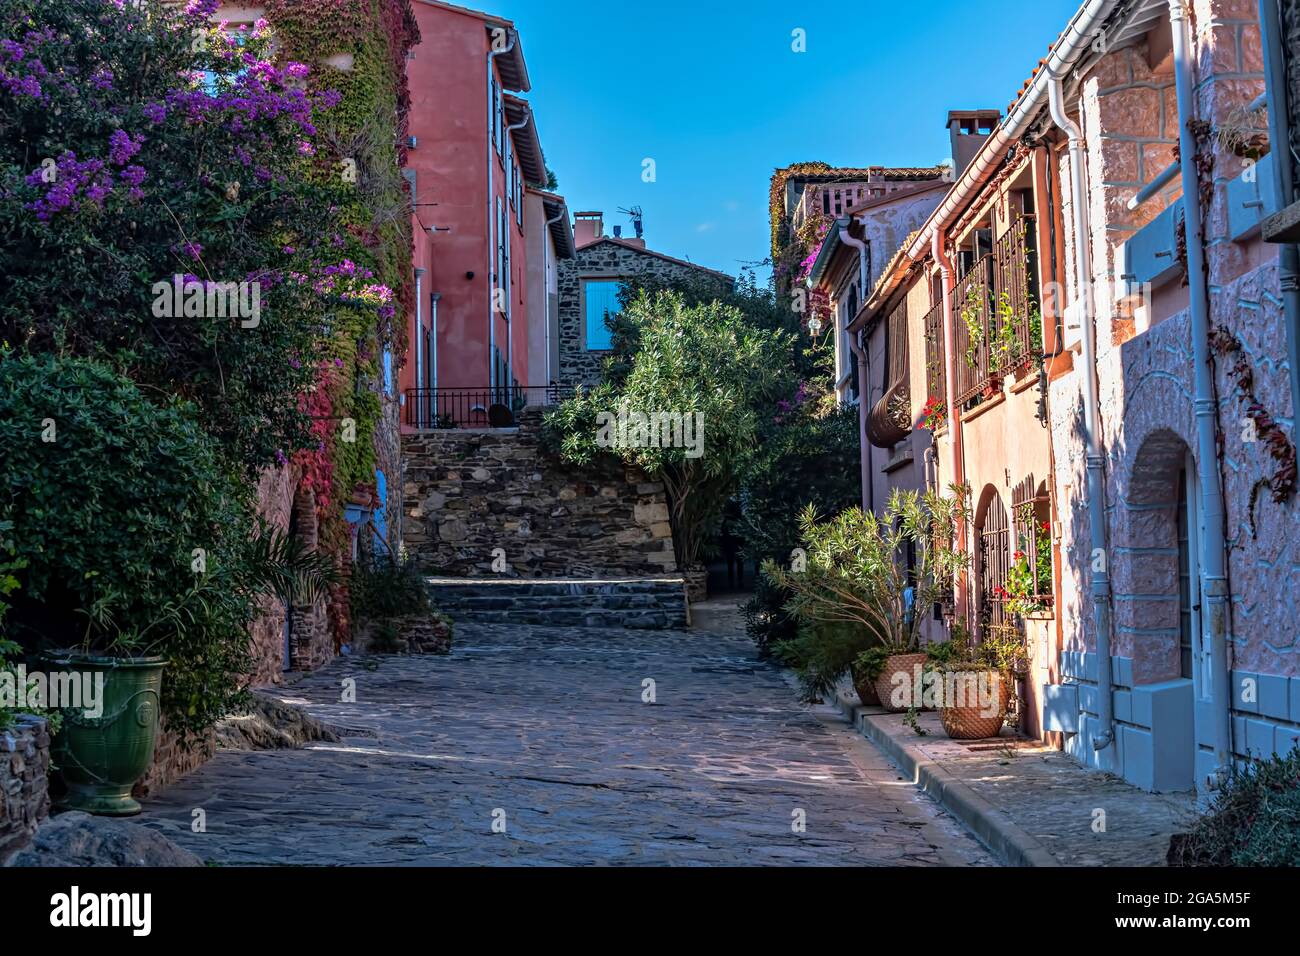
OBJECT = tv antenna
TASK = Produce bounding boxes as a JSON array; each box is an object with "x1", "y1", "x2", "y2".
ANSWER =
[{"x1": 618, "y1": 205, "x2": 644, "y2": 240}]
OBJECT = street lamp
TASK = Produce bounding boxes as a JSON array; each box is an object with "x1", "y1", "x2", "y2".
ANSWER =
[{"x1": 807, "y1": 315, "x2": 823, "y2": 337}]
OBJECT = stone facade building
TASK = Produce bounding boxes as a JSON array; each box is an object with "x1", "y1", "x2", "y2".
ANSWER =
[
  {"x1": 859, "y1": 0, "x2": 1300, "y2": 793},
  {"x1": 556, "y1": 212, "x2": 733, "y2": 388}
]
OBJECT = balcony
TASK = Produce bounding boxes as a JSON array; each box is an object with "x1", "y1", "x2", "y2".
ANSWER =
[
  {"x1": 921, "y1": 299, "x2": 946, "y2": 429},
  {"x1": 405, "y1": 385, "x2": 572, "y2": 429},
  {"x1": 952, "y1": 215, "x2": 1040, "y2": 406},
  {"x1": 792, "y1": 182, "x2": 886, "y2": 233}
]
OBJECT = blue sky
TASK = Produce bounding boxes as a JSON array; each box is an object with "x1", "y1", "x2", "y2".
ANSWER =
[{"x1": 492, "y1": 0, "x2": 1082, "y2": 280}]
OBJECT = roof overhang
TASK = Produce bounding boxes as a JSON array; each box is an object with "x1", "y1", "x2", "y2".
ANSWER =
[
  {"x1": 414, "y1": 1, "x2": 531, "y2": 91},
  {"x1": 862, "y1": 0, "x2": 1129, "y2": 321},
  {"x1": 503, "y1": 95, "x2": 546, "y2": 186},
  {"x1": 527, "y1": 188, "x2": 575, "y2": 258}
]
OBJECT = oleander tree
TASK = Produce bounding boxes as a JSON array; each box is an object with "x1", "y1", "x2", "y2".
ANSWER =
[{"x1": 544, "y1": 290, "x2": 790, "y2": 570}]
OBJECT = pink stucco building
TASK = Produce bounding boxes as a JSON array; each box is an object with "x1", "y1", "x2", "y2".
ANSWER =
[{"x1": 404, "y1": 1, "x2": 570, "y2": 428}]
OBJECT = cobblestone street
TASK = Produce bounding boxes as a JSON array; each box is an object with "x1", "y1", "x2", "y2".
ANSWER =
[{"x1": 138, "y1": 619, "x2": 994, "y2": 866}]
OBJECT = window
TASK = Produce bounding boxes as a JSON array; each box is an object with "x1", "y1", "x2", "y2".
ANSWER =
[
  {"x1": 496, "y1": 198, "x2": 508, "y2": 318},
  {"x1": 515, "y1": 163, "x2": 523, "y2": 227},
  {"x1": 584, "y1": 279, "x2": 623, "y2": 351},
  {"x1": 199, "y1": 30, "x2": 250, "y2": 94},
  {"x1": 495, "y1": 83, "x2": 504, "y2": 160},
  {"x1": 490, "y1": 74, "x2": 500, "y2": 155}
]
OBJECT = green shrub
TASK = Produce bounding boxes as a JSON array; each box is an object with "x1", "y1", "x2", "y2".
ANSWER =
[
  {"x1": 0, "y1": 353, "x2": 257, "y2": 738},
  {"x1": 351, "y1": 555, "x2": 432, "y2": 623},
  {"x1": 775, "y1": 620, "x2": 883, "y2": 701},
  {"x1": 742, "y1": 569, "x2": 799, "y2": 654},
  {"x1": 1169, "y1": 747, "x2": 1300, "y2": 866}
]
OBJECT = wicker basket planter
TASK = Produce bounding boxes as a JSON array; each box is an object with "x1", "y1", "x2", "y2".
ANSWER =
[
  {"x1": 938, "y1": 669, "x2": 1012, "y2": 739},
  {"x1": 873, "y1": 653, "x2": 928, "y2": 712},
  {"x1": 849, "y1": 662, "x2": 881, "y2": 706}
]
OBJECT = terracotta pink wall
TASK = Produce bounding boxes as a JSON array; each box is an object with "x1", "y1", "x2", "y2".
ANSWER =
[{"x1": 403, "y1": 3, "x2": 529, "y2": 410}]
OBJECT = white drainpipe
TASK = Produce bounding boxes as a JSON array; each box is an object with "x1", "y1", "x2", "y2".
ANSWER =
[
  {"x1": 932, "y1": 232, "x2": 969, "y2": 616},
  {"x1": 413, "y1": 268, "x2": 424, "y2": 426},
  {"x1": 1047, "y1": 73, "x2": 1116, "y2": 752},
  {"x1": 1170, "y1": 0, "x2": 1233, "y2": 778}
]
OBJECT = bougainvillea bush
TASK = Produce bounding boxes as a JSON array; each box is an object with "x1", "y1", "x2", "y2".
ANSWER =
[
  {"x1": 0, "y1": 0, "x2": 354, "y2": 474},
  {"x1": 0, "y1": 0, "x2": 415, "y2": 735}
]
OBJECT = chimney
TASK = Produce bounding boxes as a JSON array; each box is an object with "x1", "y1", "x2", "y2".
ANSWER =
[
  {"x1": 947, "y1": 110, "x2": 1001, "y2": 177},
  {"x1": 613, "y1": 225, "x2": 622, "y2": 238},
  {"x1": 573, "y1": 211, "x2": 604, "y2": 248}
]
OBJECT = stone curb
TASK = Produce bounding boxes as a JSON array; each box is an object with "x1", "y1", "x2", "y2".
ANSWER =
[{"x1": 830, "y1": 687, "x2": 1060, "y2": 868}]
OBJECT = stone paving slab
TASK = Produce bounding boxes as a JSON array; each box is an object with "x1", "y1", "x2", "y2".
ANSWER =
[
  {"x1": 136, "y1": 620, "x2": 994, "y2": 867},
  {"x1": 832, "y1": 690, "x2": 1197, "y2": 867}
]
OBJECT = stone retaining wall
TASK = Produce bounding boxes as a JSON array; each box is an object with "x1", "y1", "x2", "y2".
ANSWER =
[
  {"x1": 402, "y1": 409, "x2": 678, "y2": 577},
  {"x1": 0, "y1": 716, "x2": 50, "y2": 865}
]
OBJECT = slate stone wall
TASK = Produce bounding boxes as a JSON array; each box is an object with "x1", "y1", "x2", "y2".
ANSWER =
[
  {"x1": 557, "y1": 240, "x2": 732, "y2": 388},
  {"x1": 0, "y1": 716, "x2": 50, "y2": 865},
  {"x1": 402, "y1": 409, "x2": 678, "y2": 577}
]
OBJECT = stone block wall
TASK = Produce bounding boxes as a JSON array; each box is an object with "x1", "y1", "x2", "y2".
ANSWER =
[
  {"x1": 1047, "y1": 0, "x2": 1300, "y2": 788},
  {"x1": 0, "y1": 716, "x2": 50, "y2": 864},
  {"x1": 557, "y1": 239, "x2": 732, "y2": 387},
  {"x1": 403, "y1": 409, "x2": 678, "y2": 577}
]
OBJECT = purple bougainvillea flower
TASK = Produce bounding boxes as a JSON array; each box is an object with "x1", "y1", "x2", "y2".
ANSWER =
[{"x1": 108, "y1": 129, "x2": 144, "y2": 166}]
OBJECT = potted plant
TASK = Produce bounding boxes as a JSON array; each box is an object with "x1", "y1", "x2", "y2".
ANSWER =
[
  {"x1": 1004, "y1": 514, "x2": 1053, "y2": 619},
  {"x1": 0, "y1": 355, "x2": 336, "y2": 815},
  {"x1": 926, "y1": 621, "x2": 1026, "y2": 739},
  {"x1": 764, "y1": 485, "x2": 970, "y2": 713}
]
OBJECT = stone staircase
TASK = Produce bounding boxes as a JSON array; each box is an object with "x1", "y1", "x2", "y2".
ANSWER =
[{"x1": 425, "y1": 577, "x2": 689, "y2": 630}]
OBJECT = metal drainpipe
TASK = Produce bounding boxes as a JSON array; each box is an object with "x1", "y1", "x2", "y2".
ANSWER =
[
  {"x1": 1047, "y1": 72, "x2": 1116, "y2": 752},
  {"x1": 488, "y1": 32, "x2": 516, "y2": 386},
  {"x1": 841, "y1": 221, "x2": 873, "y2": 512},
  {"x1": 932, "y1": 232, "x2": 968, "y2": 615},
  {"x1": 1259, "y1": 0, "x2": 1300, "y2": 429},
  {"x1": 1170, "y1": 0, "x2": 1233, "y2": 777},
  {"x1": 543, "y1": 207, "x2": 565, "y2": 388},
  {"x1": 414, "y1": 268, "x2": 425, "y2": 426}
]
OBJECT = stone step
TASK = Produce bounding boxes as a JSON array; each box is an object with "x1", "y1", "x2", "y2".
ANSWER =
[{"x1": 425, "y1": 577, "x2": 689, "y2": 630}]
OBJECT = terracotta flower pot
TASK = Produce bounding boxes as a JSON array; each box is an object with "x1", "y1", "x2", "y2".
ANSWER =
[
  {"x1": 938, "y1": 669, "x2": 1012, "y2": 739},
  {"x1": 849, "y1": 662, "x2": 881, "y2": 706},
  {"x1": 873, "y1": 653, "x2": 928, "y2": 712}
]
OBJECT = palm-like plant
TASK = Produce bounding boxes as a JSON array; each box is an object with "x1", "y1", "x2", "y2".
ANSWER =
[
  {"x1": 762, "y1": 486, "x2": 969, "y2": 654},
  {"x1": 244, "y1": 522, "x2": 339, "y2": 607}
]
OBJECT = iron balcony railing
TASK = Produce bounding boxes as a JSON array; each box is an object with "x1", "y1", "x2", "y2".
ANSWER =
[
  {"x1": 404, "y1": 384, "x2": 573, "y2": 429},
  {"x1": 867, "y1": 298, "x2": 912, "y2": 448},
  {"x1": 951, "y1": 215, "x2": 1041, "y2": 406},
  {"x1": 991, "y1": 213, "x2": 1040, "y2": 375},
  {"x1": 953, "y1": 253, "x2": 995, "y2": 405},
  {"x1": 922, "y1": 299, "x2": 946, "y2": 425}
]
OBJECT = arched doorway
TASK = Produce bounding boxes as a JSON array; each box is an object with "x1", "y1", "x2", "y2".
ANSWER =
[{"x1": 1123, "y1": 429, "x2": 1203, "y2": 791}]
